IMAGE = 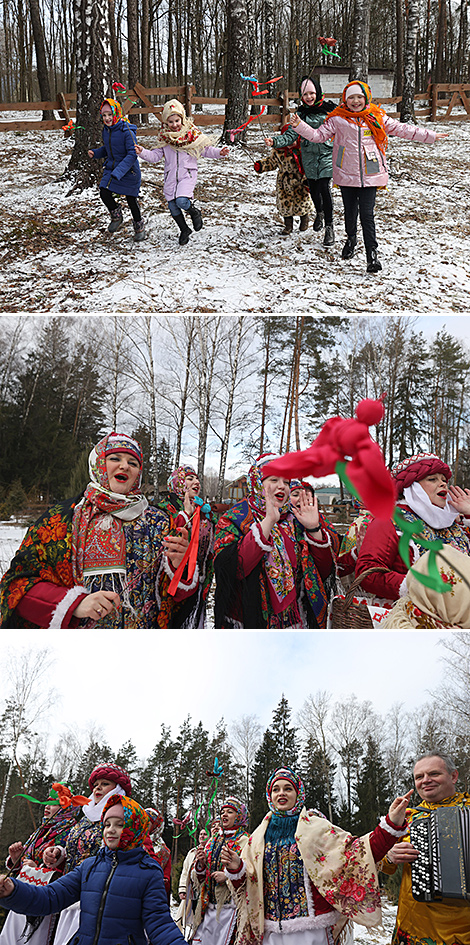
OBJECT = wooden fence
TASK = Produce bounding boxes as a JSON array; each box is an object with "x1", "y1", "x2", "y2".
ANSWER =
[{"x1": 1, "y1": 81, "x2": 470, "y2": 133}]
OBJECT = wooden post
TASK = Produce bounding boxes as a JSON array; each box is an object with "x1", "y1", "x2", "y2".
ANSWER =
[
  {"x1": 57, "y1": 92, "x2": 71, "y2": 123},
  {"x1": 431, "y1": 83, "x2": 438, "y2": 120},
  {"x1": 282, "y1": 89, "x2": 290, "y2": 125}
]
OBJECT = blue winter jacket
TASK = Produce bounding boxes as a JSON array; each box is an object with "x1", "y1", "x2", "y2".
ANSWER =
[
  {"x1": 92, "y1": 119, "x2": 141, "y2": 197},
  {"x1": 0, "y1": 847, "x2": 184, "y2": 945}
]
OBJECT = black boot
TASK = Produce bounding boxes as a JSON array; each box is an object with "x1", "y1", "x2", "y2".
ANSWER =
[
  {"x1": 281, "y1": 216, "x2": 293, "y2": 235},
  {"x1": 323, "y1": 224, "x2": 335, "y2": 246},
  {"x1": 366, "y1": 248, "x2": 382, "y2": 273},
  {"x1": 188, "y1": 202, "x2": 203, "y2": 231},
  {"x1": 174, "y1": 213, "x2": 192, "y2": 245},
  {"x1": 313, "y1": 211, "x2": 324, "y2": 231},
  {"x1": 342, "y1": 236, "x2": 356, "y2": 259},
  {"x1": 299, "y1": 214, "x2": 309, "y2": 232},
  {"x1": 133, "y1": 219, "x2": 146, "y2": 242},
  {"x1": 108, "y1": 206, "x2": 123, "y2": 233}
]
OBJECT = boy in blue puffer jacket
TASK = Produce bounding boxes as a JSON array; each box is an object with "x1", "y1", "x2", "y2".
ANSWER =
[
  {"x1": 0, "y1": 795, "x2": 184, "y2": 945},
  {"x1": 88, "y1": 98, "x2": 145, "y2": 242}
]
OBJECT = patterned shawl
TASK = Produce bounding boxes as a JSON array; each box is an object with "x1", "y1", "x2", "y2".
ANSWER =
[
  {"x1": 235, "y1": 808, "x2": 382, "y2": 945},
  {"x1": 382, "y1": 546, "x2": 470, "y2": 628},
  {"x1": 20, "y1": 804, "x2": 82, "y2": 866},
  {"x1": 214, "y1": 500, "x2": 340, "y2": 628},
  {"x1": 71, "y1": 434, "x2": 147, "y2": 589},
  {"x1": 100, "y1": 98, "x2": 130, "y2": 125},
  {"x1": 167, "y1": 465, "x2": 198, "y2": 499},
  {"x1": 248, "y1": 457, "x2": 296, "y2": 601},
  {"x1": 328, "y1": 81, "x2": 388, "y2": 154},
  {"x1": 102, "y1": 794, "x2": 150, "y2": 850}
]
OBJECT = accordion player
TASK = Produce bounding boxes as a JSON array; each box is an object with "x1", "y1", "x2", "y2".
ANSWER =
[{"x1": 410, "y1": 806, "x2": 470, "y2": 901}]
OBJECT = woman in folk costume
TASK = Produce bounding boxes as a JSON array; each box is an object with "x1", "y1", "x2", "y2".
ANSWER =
[
  {"x1": 355, "y1": 452, "x2": 470, "y2": 602},
  {"x1": 156, "y1": 465, "x2": 215, "y2": 627},
  {"x1": 221, "y1": 767, "x2": 412, "y2": 945},
  {"x1": 382, "y1": 546, "x2": 470, "y2": 628},
  {"x1": 0, "y1": 785, "x2": 82, "y2": 945},
  {"x1": 0, "y1": 433, "x2": 188, "y2": 628},
  {"x1": 192, "y1": 798, "x2": 250, "y2": 945},
  {"x1": 214, "y1": 455, "x2": 340, "y2": 628},
  {"x1": 335, "y1": 497, "x2": 372, "y2": 586},
  {"x1": 146, "y1": 808, "x2": 171, "y2": 900}
]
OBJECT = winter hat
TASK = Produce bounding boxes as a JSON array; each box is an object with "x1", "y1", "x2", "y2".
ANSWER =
[
  {"x1": 220, "y1": 796, "x2": 249, "y2": 828},
  {"x1": 104, "y1": 434, "x2": 142, "y2": 466},
  {"x1": 102, "y1": 794, "x2": 150, "y2": 850},
  {"x1": 266, "y1": 766, "x2": 306, "y2": 816},
  {"x1": 89, "y1": 762, "x2": 132, "y2": 796},
  {"x1": 162, "y1": 99, "x2": 186, "y2": 124},
  {"x1": 345, "y1": 83, "x2": 365, "y2": 99},
  {"x1": 392, "y1": 453, "x2": 452, "y2": 497},
  {"x1": 167, "y1": 465, "x2": 198, "y2": 498}
]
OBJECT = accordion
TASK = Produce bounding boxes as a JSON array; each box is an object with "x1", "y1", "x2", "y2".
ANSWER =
[{"x1": 410, "y1": 805, "x2": 470, "y2": 901}]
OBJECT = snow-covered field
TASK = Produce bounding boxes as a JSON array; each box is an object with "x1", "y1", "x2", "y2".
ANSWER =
[
  {"x1": 1, "y1": 113, "x2": 469, "y2": 312},
  {"x1": 0, "y1": 523, "x2": 27, "y2": 577}
]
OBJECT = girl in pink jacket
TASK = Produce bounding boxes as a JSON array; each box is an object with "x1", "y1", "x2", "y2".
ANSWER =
[
  {"x1": 135, "y1": 99, "x2": 229, "y2": 244},
  {"x1": 290, "y1": 80, "x2": 448, "y2": 272}
]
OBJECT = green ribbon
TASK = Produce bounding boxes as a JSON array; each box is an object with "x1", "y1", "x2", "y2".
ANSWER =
[{"x1": 334, "y1": 460, "x2": 451, "y2": 594}]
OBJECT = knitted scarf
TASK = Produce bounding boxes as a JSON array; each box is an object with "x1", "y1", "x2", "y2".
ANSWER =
[
  {"x1": 152, "y1": 119, "x2": 218, "y2": 157},
  {"x1": 328, "y1": 81, "x2": 388, "y2": 154}
]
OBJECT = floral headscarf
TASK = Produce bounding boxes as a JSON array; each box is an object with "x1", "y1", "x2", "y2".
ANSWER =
[
  {"x1": 247, "y1": 455, "x2": 295, "y2": 603},
  {"x1": 383, "y1": 547, "x2": 470, "y2": 629},
  {"x1": 266, "y1": 766, "x2": 306, "y2": 817},
  {"x1": 100, "y1": 97, "x2": 130, "y2": 125},
  {"x1": 71, "y1": 433, "x2": 148, "y2": 586},
  {"x1": 167, "y1": 465, "x2": 198, "y2": 499},
  {"x1": 102, "y1": 794, "x2": 150, "y2": 850},
  {"x1": 221, "y1": 796, "x2": 249, "y2": 828}
]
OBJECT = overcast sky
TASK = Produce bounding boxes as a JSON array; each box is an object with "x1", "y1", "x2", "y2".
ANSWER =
[{"x1": 0, "y1": 630, "x2": 450, "y2": 762}]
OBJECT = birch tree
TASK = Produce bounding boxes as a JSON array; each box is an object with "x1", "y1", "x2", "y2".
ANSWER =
[
  {"x1": 400, "y1": 0, "x2": 419, "y2": 121},
  {"x1": 298, "y1": 691, "x2": 335, "y2": 821},
  {"x1": 67, "y1": 0, "x2": 112, "y2": 188},
  {"x1": 0, "y1": 648, "x2": 57, "y2": 835},
  {"x1": 349, "y1": 0, "x2": 371, "y2": 81}
]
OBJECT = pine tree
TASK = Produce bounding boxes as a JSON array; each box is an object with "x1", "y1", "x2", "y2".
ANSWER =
[
  {"x1": 353, "y1": 735, "x2": 391, "y2": 834},
  {"x1": 249, "y1": 696, "x2": 298, "y2": 827},
  {"x1": 300, "y1": 736, "x2": 336, "y2": 819}
]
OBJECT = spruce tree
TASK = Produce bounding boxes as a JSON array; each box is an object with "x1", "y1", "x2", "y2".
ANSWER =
[{"x1": 353, "y1": 735, "x2": 391, "y2": 834}]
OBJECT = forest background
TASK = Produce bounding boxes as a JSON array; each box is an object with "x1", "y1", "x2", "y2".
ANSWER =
[
  {"x1": 0, "y1": 634, "x2": 469, "y2": 901},
  {"x1": 1, "y1": 314, "x2": 470, "y2": 516}
]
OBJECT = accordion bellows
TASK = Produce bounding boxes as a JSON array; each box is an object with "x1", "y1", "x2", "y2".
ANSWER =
[{"x1": 410, "y1": 806, "x2": 470, "y2": 901}]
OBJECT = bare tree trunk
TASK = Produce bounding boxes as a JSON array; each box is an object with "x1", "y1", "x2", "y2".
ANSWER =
[
  {"x1": 108, "y1": 0, "x2": 119, "y2": 77},
  {"x1": 223, "y1": 0, "x2": 249, "y2": 143},
  {"x1": 216, "y1": 316, "x2": 245, "y2": 501},
  {"x1": 141, "y1": 0, "x2": 149, "y2": 86},
  {"x1": 395, "y1": 0, "x2": 404, "y2": 95},
  {"x1": 127, "y1": 0, "x2": 139, "y2": 88},
  {"x1": 28, "y1": 0, "x2": 54, "y2": 118},
  {"x1": 349, "y1": 0, "x2": 371, "y2": 81},
  {"x1": 434, "y1": 0, "x2": 447, "y2": 82},
  {"x1": 66, "y1": 0, "x2": 112, "y2": 187},
  {"x1": 400, "y1": 0, "x2": 419, "y2": 121}
]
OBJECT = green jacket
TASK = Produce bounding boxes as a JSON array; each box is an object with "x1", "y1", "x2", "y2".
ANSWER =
[{"x1": 273, "y1": 111, "x2": 333, "y2": 180}]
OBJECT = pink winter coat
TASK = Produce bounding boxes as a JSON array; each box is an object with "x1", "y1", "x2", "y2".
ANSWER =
[
  {"x1": 139, "y1": 145, "x2": 223, "y2": 200},
  {"x1": 295, "y1": 114, "x2": 437, "y2": 188}
]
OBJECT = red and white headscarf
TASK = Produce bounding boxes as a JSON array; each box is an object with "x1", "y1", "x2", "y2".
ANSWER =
[{"x1": 71, "y1": 433, "x2": 148, "y2": 587}]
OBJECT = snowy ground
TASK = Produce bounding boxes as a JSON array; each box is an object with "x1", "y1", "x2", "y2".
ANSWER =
[
  {"x1": 0, "y1": 523, "x2": 27, "y2": 577},
  {"x1": 1, "y1": 112, "x2": 470, "y2": 312}
]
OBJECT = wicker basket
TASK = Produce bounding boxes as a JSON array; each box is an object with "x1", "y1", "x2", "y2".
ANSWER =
[{"x1": 330, "y1": 567, "x2": 389, "y2": 629}]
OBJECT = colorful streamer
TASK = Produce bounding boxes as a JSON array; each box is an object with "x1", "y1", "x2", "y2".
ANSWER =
[{"x1": 227, "y1": 107, "x2": 266, "y2": 142}]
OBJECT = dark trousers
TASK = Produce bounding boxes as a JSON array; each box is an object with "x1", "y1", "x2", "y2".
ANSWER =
[
  {"x1": 99, "y1": 187, "x2": 142, "y2": 222},
  {"x1": 340, "y1": 186, "x2": 377, "y2": 251},
  {"x1": 307, "y1": 177, "x2": 333, "y2": 225}
]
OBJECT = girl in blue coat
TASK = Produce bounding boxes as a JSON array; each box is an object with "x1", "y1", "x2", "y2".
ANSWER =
[
  {"x1": 0, "y1": 795, "x2": 184, "y2": 945},
  {"x1": 88, "y1": 99, "x2": 145, "y2": 242}
]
